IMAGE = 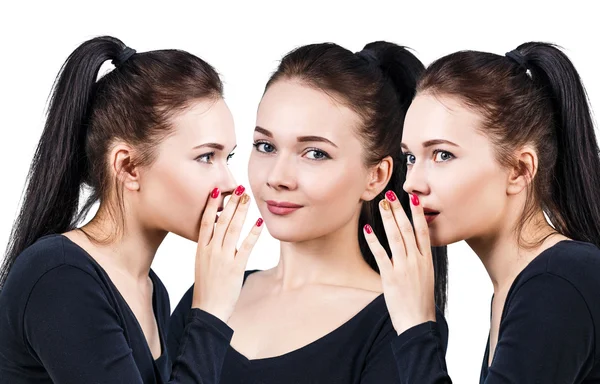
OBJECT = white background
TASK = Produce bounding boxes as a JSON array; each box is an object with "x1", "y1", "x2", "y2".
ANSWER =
[{"x1": 1, "y1": 1, "x2": 598, "y2": 382}]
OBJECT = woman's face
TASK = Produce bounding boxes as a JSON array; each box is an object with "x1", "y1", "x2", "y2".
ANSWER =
[
  {"x1": 401, "y1": 93, "x2": 511, "y2": 247},
  {"x1": 136, "y1": 98, "x2": 238, "y2": 241},
  {"x1": 248, "y1": 79, "x2": 376, "y2": 243}
]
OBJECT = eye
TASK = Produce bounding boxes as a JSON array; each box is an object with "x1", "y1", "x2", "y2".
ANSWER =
[
  {"x1": 196, "y1": 152, "x2": 215, "y2": 164},
  {"x1": 304, "y1": 149, "x2": 330, "y2": 160},
  {"x1": 404, "y1": 153, "x2": 416, "y2": 165},
  {"x1": 227, "y1": 152, "x2": 235, "y2": 164},
  {"x1": 433, "y1": 150, "x2": 454, "y2": 162},
  {"x1": 253, "y1": 141, "x2": 276, "y2": 153}
]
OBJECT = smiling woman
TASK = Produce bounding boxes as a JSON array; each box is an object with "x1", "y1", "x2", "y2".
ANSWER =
[{"x1": 169, "y1": 41, "x2": 449, "y2": 383}]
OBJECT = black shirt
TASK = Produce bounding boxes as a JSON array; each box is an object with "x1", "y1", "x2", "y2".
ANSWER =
[
  {"x1": 392, "y1": 240, "x2": 600, "y2": 383},
  {"x1": 169, "y1": 270, "x2": 448, "y2": 383},
  {"x1": 0, "y1": 234, "x2": 232, "y2": 384}
]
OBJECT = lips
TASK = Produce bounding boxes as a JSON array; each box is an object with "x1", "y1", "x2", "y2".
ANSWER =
[
  {"x1": 265, "y1": 200, "x2": 303, "y2": 216},
  {"x1": 423, "y1": 208, "x2": 440, "y2": 224}
]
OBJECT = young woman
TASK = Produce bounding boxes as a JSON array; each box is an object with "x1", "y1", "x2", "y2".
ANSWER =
[
  {"x1": 0, "y1": 36, "x2": 263, "y2": 383},
  {"x1": 364, "y1": 43, "x2": 600, "y2": 382},
  {"x1": 169, "y1": 42, "x2": 449, "y2": 382}
]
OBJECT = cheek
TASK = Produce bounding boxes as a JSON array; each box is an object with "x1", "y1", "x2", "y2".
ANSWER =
[
  {"x1": 431, "y1": 164, "x2": 507, "y2": 244},
  {"x1": 139, "y1": 161, "x2": 212, "y2": 239}
]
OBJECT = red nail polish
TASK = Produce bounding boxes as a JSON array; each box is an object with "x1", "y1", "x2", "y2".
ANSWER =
[
  {"x1": 385, "y1": 190, "x2": 397, "y2": 202},
  {"x1": 364, "y1": 224, "x2": 373, "y2": 234},
  {"x1": 211, "y1": 188, "x2": 220, "y2": 199},
  {"x1": 411, "y1": 194, "x2": 420, "y2": 206},
  {"x1": 235, "y1": 185, "x2": 245, "y2": 196},
  {"x1": 256, "y1": 218, "x2": 264, "y2": 227}
]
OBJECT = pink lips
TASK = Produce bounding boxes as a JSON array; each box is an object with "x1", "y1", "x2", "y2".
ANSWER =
[
  {"x1": 423, "y1": 208, "x2": 440, "y2": 224},
  {"x1": 265, "y1": 200, "x2": 303, "y2": 216}
]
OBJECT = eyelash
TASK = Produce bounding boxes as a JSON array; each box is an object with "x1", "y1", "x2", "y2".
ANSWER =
[
  {"x1": 404, "y1": 149, "x2": 455, "y2": 165},
  {"x1": 253, "y1": 140, "x2": 331, "y2": 161},
  {"x1": 195, "y1": 152, "x2": 235, "y2": 164}
]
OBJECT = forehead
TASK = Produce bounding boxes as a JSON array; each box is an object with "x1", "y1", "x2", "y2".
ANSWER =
[
  {"x1": 168, "y1": 98, "x2": 236, "y2": 148},
  {"x1": 257, "y1": 79, "x2": 362, "y2": 141},
  {"x1": 403, "y1": 93, "x2": 487, "y2": 147}
]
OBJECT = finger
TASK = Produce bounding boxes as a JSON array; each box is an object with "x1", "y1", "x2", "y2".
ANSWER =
[
  {"x1": 198, "y1": 187, "x2": 221, "y2": 247},
  {"x1": 234, "y1": 218, "x2": 264, "y2": 270},
  {"x1": 378, "y1": 199, "x2": 407, "y2": 263},
  {"x1": 213, "y1": 185, "x2": 245, "y2": 245},
  {"x1": 363, "y1": 224, "x2": 393, "y2": 276},
  {"x1": 222, "y1": 193, "x2": 251, "y2": 253},
  {"x1": 385, "y1": 190, "x2": 420, "y2": 258},
  {"x1": 408, "y1": 193, "x2": 431, "y2": 257}
]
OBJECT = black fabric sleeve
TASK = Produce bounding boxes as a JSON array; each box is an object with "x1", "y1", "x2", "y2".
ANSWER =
[
  {"x1": 391, "y1": 273, "x2": 595, "y2": 383},
  {"x1": 24, "y1": 266, "x2": 232, "y2": 384},
  {"x1": 361, "y1": 307, "x2": 448, "y2": 383}
]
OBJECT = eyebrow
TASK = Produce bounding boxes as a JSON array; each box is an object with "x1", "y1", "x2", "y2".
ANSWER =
[
  {"x1": 401, "y1": 139, "x2": 459, "y2": 150},
  {"x1": 255, "y1": 126, "x2": 338, "y2": 148},
  {"x1": 193, "y1": 143, "x2": 225, "y2": 151}
]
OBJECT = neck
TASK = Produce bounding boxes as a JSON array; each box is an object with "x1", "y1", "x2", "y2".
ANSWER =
[
  {"x1": 272, "y1": 215, "x2": 378, "y2": 292},
  {"x1": 467, "y1": 209, "x2": 563, "y2": 294},
  {"x1": 80, "y1": 204, "x2": 167, "y2": 280}
]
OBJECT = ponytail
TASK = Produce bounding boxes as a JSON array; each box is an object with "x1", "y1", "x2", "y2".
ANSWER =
[
  {"x1": 1, "y1": 36, "x2": 128, "y2": 287},
  {"x1": 358, "y1": 42, "x2": 448, "y2": 313},
  {"x1": 518, "y1": 42, "x2": 600, "y2": 248}
]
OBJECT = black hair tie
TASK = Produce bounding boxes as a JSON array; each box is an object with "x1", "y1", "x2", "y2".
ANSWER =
[
  {"x1": 505, "y1": 49, "x2": 529, "y2": 73},
  {"x1": 356, "y1": 49, "x2": 380, "y2": 67},
  {"x1": 112, "y1": 47, "x2": 136, "y2": 68}
]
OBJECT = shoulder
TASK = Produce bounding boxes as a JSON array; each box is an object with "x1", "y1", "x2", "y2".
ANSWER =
[{"x1": 514, "y1": 240, "x2": 600, "y2": 305}]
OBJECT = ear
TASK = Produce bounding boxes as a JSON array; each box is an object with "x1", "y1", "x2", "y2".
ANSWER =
[
  {"x1": 361, "y1": 156, "x2": 393, "y2": 201},
  {"x1": 507, "y1": 146, "x2": 538, "y2": 195},
  {"x1": 109, "y1": 143, "x2": 140, "y2": 192}
]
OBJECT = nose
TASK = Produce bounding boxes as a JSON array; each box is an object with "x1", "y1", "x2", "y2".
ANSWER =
[
  {"x1": 402, "y1": 163, "x2": 430, "y2": 197},
  {"x1": 219, "y1": 164, "x2": 238, "y2": 197},
  {"x1": 266, "y1": 153, "x2": 298, "y2": 191}
]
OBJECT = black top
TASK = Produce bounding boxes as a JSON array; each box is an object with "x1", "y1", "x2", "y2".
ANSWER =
[
  {"x1": 392, "y1": 240, "x2": 600, "y2": 383},
  {"x1": 0, "y1": 234, "x2": 233, "y2": 384},
  {"x1": 169, "y1": 270, "x2": 449, "y2": 383}
]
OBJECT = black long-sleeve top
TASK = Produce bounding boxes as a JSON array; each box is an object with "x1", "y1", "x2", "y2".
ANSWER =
[
  {"x1": 0, "y1": 234, "x2": 232, "y2": 384},
  {"x1": 392, "y1": 240, "x2": 600, "y2": 383},
  {"x1": 168, "y1": 270, "x2": 449, "y2": 383}
]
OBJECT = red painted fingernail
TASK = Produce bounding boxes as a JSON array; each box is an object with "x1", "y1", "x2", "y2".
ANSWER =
[
  {"x1": 235, "y1": 185, "x2": 245, "y2": 196},
  {"x1": 211, "y1": 188, "x2": 220, "y2": 198},
  {"x1": 411, "y1": 194, "x2": 420, "y2": 206},
  {"x1": 385, "y1": 190, "x2": 397, "y2": 202},
  {"x1": 256, "y1": 218, "x2": 264, "y2": 227},
  {"x1": 364, "y1": 224, "x2": 373, "y2": 234}
]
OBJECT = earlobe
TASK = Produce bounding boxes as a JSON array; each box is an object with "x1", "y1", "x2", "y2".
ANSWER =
[
  {"x1": 507, "y1": 147, "x2": 537, "y2": 195},
  {"x1": 360, "y1": 156, "x2": 394, "y2": 201}
]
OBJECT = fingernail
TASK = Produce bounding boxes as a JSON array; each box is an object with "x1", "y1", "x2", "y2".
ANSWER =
[
  {"x1": 211, "y1": 188, "x2": 220, "y2": 198},
  {"x1": 256, "y1": 218, "x2": 264, "y2": 227},
  {"x1": 364, "y1": 224, "x2": 373, "y2": 234},
  {"x1": 411, "y1": 194, "x2": 420, "y2": 206},
  {"x1": 235, "y1": 185, "x2": 245, "y2": 196},
  {"x1": 385, "y1": 190, "x2": 397, "y2": 202},
  {"x1": 381, "y1": 200, "x2": 391, "y2": 211},
  {"x1": 240, "y1": 194, "x2": 250, "y2": 204}
]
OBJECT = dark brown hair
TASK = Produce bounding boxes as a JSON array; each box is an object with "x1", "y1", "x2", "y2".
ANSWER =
[
  {"x1": 1, "y1": 36, "x2": 223, "y2": 287},
  {"x1": 418, "y1": 42, "x2": 600, "y2": 248},
  {"x1": 265, "y1": 42, "x2": 449, "y2": 312}
]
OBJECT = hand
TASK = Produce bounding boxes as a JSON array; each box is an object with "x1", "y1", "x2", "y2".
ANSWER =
[
  {"x1": 192, "y1": 186, "x2": 263, "y2": 323},
  {"x1": 363, "y1": 190, "x2": 436, "y2": 335}
]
